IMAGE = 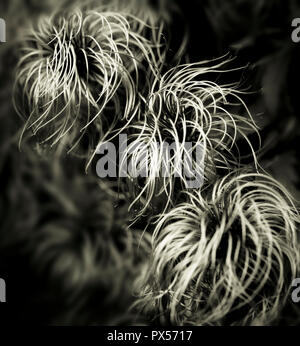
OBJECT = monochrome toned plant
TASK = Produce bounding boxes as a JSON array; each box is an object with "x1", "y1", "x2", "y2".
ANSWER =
[
  {"x1": 122, "y1": 57, "x2": 259, "y2": 219},
  {"x1": 134, "y1": 172, "x2": 299, "y2": 325},
  {"x1": 14, "y1": 1, "x2": 166, "y2": 158}
]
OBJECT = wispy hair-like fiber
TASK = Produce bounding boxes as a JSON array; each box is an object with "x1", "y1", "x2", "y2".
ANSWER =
[
  {"x1": 14, "y1": 2, "x2": 165, "y2": 157},
  {"x1": 123, "y1": 57, "x2": 260, "y2": 219},
  {"x1": 134, "y1": 172, "x2": 299, "y2": 325}
]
